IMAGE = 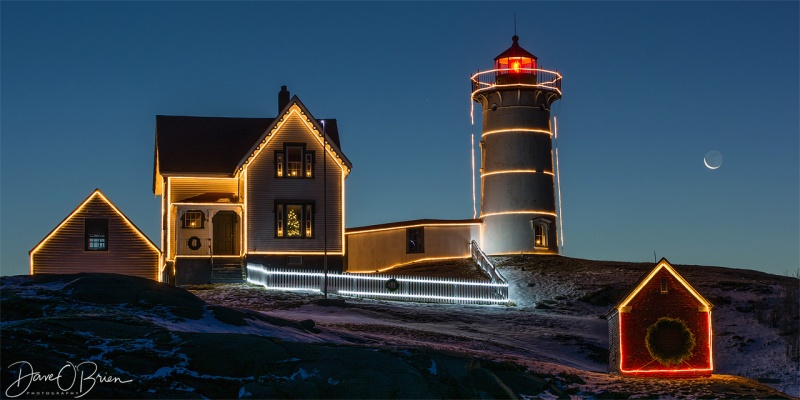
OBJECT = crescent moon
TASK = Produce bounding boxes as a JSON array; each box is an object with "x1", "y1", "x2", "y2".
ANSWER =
[{"x1": 704, "y1": 150, "x2": 722, "y2": 170}]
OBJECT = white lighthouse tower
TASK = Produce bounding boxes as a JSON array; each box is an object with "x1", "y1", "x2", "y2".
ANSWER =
[{"x1": 471, "y1": 35, "x2": 563, "y2": 255}]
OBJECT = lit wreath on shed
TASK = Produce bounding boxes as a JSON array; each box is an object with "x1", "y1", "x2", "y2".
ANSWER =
[{"x1": 645, "y1": 317, "x2": 696, "y2": 367}]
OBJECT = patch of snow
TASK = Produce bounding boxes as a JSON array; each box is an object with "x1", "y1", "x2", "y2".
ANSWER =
[
  {"x1": 151, "y1": 366, "x2": 177, "y2": 378},
  {"x1": 237, "y1": 386, "x2": 251, "y2": 398},
  {"x1": 427, "y1": 359, "x2": 437, "y2": 375},
  {"x1": 289, "y1": 368, "x2": 318, "y2": 381},
  {"x1": 527, "y1": 392, "x2": 559, "y2": 400},
  {"x1": 140, "y1": 306, "x2": 346, "y2": 344}
]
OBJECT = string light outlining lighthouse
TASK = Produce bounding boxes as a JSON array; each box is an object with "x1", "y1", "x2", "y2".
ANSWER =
[{"x1": 471, "y1": 34, "x2": 563, "y2": 255}]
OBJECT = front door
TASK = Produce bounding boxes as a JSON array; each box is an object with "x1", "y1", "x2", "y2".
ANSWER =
[{"x1": 212, "y1": 211, "x2": 237, "y2": 255}]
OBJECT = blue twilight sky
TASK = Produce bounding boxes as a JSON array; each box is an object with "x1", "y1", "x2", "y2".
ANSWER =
[{"x1": 2, "y1": 2, "x2": 798, "y2": 277}]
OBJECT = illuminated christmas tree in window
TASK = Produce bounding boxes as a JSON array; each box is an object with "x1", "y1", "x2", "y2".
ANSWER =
[{"x1": 286, "y1": 207, "x2": 301, "y2": 237}]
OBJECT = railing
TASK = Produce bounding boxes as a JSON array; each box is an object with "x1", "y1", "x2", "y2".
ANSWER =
[
  {"x1": 471, "y1": 68, "x2": 562, "y2": 95},
  {"x1": 176, "y1": 231, "x2": 211, "y2": 255},
  {"x1": 470, "y1": 240, "x2": 506, "y2": 285},
  {"x1": 246, "y1": 262, "x2": 509, "y2": 305}
]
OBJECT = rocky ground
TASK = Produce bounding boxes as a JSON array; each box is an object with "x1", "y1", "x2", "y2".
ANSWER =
[{"x1": 0, "y1": 256, "x2": 797, "y2": 399}]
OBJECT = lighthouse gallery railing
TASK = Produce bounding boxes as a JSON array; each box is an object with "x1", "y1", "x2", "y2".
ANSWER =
[{"x1": 471, "y1": 68, "x2": 562, "y2": 95}]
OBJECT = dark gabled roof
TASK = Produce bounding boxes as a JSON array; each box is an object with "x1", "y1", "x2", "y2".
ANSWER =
[
  {"x1": 156, "y1": 115, "x2": 339, "y2": 176},
  {"x1": 495, "y1": 35, "x2": 537, "y2": 61},
  {"x1": 156, "y1": 116, "x2": 273, "y2": 176},
  {"x1": 606, "y1": 258, "x2": 713, "y2": 317},
  {"x1": 155, "y1": 116, "x2": 342, "y2": 177}
]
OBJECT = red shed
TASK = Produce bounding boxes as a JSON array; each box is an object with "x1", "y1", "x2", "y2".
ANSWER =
[{"x1": 608, "y1": 258, "x2": 713, "y2": 377}]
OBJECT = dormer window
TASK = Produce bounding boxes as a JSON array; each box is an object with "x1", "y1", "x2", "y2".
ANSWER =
[
  {"x1": 287, "y1": 146, "x2": 302, "y2": 177},
  {"x1": 276, "y1": 144, "x2": 314, "y2": 178}
]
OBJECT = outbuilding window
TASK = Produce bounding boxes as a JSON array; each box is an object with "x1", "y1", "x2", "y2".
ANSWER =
[
  {"x1": 406, "y1": 227, "x2": 424, "y2": 254},
  {"x1": 85, "y1": 218, "x2": 108, "y2": 251}
]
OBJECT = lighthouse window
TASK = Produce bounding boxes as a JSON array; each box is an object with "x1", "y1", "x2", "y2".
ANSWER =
[
  {"x1": 406, "y1": 227, "x2": 424, "y2": 254},
  {"x1": 534, "y1": 223, "x2": 547, "y2": 248}
]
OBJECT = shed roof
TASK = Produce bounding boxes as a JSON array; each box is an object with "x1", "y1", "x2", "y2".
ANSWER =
[{"x1": 611, "y1": 258, "x2": 713, "y2": 316}]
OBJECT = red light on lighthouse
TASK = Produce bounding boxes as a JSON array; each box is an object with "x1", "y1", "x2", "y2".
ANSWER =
[{"x1": 494, "y1": 36, "x2": 538, "y2": 83}]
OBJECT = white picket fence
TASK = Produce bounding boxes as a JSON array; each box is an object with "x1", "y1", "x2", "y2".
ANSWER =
[{"x1": 246, "y1": 242, "x2": 508, "y2": 305}]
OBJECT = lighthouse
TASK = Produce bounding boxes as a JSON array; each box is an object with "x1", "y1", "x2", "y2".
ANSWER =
[{"x1": 471, "y1": 35, "x2": 562, "y2": 255}]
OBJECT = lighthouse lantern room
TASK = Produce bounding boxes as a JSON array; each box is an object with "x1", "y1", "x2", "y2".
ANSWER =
[
  {"x1": 494, "y1": 35, "x2": 538, "y2": 83},
  {"x1": 471, "y1": 35, "x2": 563, "y2": 256}
]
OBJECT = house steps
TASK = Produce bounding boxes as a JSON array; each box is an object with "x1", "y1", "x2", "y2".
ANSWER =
[{"x1": 210, "y1": 263, "x2": 245, "y2": 283}]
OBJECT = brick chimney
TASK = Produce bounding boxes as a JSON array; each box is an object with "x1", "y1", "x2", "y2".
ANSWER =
[{"x1": 278, "y1": 86, "x2": 290, "y2": 114}]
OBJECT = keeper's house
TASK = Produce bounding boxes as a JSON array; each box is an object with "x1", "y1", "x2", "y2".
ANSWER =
[
  {"x1": 608, "y1": 258, "x2": 714, "y2": 378},
  {"x1": 29, "y1": 189, "x2": 161, "y2": 280},
  {"x1": 154, "y1": 87, "x2": 351, "y2": 284}
]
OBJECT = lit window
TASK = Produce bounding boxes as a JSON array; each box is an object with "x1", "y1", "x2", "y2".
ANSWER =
[
  {"x1": 305, "y1": 154, "x2": 313, "y2": 177},
  {"x1": 406, "y1": 227, "x2": 424, "y2": 254},
  {"x1": 276, "y1": 204, "x2": 284, "y2": 237},
  {"x1": 276, "y1": 144, "x2": 314, "y2": 178},
  {"x1": 85, "y1": 218, "x2": 108, "y2": 251},
  {"x1": 276, "y1": 202, "x2": 314, "y2": 238},
  {"x1": 286, "y1": 205, "x2": 302, "y2": 237},
  {"x1": 661, "y1": 277, "x2": 668, "y2": 294},
  {"x1": 181, "y1": 210, "x2": 205, "y2": 229},
  {"x1": 534, "y1": 223, "x2": 547, "y2": 248},
  {"x1": 305, "y1": 204, "x2": 313, "y2": 237},
  {"x1": 287, "y1": 146, "x2": 302, "y2": 177}
]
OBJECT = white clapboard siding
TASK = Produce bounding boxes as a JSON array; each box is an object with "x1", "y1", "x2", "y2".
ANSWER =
[{"x1": 247, "y1": 112, "x2": 344, "y2": 253}]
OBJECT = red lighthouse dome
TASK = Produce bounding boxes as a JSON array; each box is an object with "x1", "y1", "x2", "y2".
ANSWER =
[{"x1": 494, "y1": 35, "x2": 538, "y2": 76}]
